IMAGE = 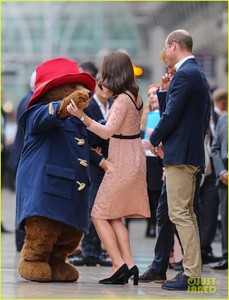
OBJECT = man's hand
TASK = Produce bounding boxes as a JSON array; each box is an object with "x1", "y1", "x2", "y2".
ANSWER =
[
  {"x1": 157, "y1": 143, "x2": 164, "y2": 159},
  {"x1": 160, "y1": 67, "x2": 176, "y2": 90},
  {"x1": 220, "y1": 171, "x2": 228, "y2": 186},
  {"x1": 99, "y1": 159, "x2": 108, "y2": 172},
  {"x1": 160, "y1": 73, "x2": 171, "y2": 90},
  {"x1": 141, "y1": 140, "x2": 159, "y2": 156},
  {"x1": 91, "y1": 146, "x2": 102, "y2": 155}
]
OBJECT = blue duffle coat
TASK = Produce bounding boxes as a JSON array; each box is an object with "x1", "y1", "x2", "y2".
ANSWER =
[{"x1": 16, "y1": 101, "x2": 90, "y2": 233}]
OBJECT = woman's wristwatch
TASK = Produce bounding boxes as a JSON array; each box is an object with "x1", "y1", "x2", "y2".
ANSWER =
[{"x1": 80, "y1": 113, "x2": 86, "y2": 122}]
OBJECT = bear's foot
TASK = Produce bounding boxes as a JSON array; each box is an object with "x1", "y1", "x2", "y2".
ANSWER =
[
  {"x1": 50, "y1": 262, "x2": 79, "y2": 282},
  {"x1": 18, "y1": 258, "x2": 52, "y2": 282}
]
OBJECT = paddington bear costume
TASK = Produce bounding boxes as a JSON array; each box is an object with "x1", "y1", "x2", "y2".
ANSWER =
[{"x1": 16, "y1": 57, "x2": 96, "y2": 282}]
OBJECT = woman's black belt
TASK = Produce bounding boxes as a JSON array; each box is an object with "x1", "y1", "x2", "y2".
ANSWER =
[{"x1": 112, "y1": 133, "x2": 141, "y2": 139}]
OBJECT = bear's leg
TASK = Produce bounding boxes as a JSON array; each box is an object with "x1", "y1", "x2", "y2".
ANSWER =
[
  {"x1": 49, "y1": 225, "x2": 83, "y2": 282},
  {"x1": 18, "y1": 216, "x2": 61, "y2": 282}
]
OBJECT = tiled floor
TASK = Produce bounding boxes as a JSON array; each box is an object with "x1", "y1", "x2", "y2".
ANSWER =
[{"x1": 1, "y1": 188, "x2": 228, "y2": 299}]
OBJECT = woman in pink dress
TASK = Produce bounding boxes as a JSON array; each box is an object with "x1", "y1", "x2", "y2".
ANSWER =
[{"x1": 67, "y1": 51, "x2": 150, "y2": 285}]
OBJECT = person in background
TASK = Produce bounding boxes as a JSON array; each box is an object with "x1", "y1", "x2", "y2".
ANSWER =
[
  {"x1": 70, "y1": 69, "x2": 113, "y2": 267},
  {"x1": 211, "y1": 105, "x2": 228, "y2": 270},
  {"x1": 141, "y1": 83, "x2": 163, "y2": 238},
  {"x1": 67, "y1": 51, "x2": 150, "y2": 285},
  {"x1": 199, "y1": 89, "x2": 228, "y2": 264},
  {"x1": 212, "y1": 88, "x2": 228, "y2": 116},
  {"x1": 8, "y1": 71, "x2": 36, "y2": 190},
  {"x1": 68, "y1": 60, "x2": 99, "y2": 259},
  {"x1": 79, "y1": 61, "x2": 98, "y2": 79},
  {"x1": 1, "y1": 107, "x2": 11, "y2": 233},
  {"x1": 7, "y1": 71, "x2": 36, "y2": 249}
]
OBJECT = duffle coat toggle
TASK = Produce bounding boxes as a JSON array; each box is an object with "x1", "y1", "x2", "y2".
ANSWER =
[
  {"x1": 76, "y1": 181, "x2": 86, "y2": 191},
  {"x1": 75, "y1": 137, "x2": 85, "y2": 145},
  {"x1": 78, "y1": 158, "x2": 88, "y2": 167}
]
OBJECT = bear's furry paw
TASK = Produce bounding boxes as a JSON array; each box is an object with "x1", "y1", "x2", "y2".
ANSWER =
[
  {"x1": 50, "y1": 262, "x2": 79, "y2": 282},
  {"x1": 57, "y1": 89, "x2": 90, "y2": 119},
  {"x1": 18, "y1": 258, "x2": 52, "y2": 282}
]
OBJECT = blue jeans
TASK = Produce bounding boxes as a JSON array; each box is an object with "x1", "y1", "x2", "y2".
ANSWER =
[
  {"x1": 151, "y1": 173, "x2": 201, "y2": 274},
  {"x1": 82, "y1": 182, "x2": 101, "y2": 257}
]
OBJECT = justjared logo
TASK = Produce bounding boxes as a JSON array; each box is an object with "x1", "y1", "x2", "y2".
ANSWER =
[{"x1": 187, "y1": 277, "x2": 217, "y2": 294}]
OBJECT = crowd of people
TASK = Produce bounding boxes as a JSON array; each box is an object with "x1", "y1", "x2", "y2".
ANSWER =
[{"x1": 1, "y1": 29, "x2": 228, "y2": 290}]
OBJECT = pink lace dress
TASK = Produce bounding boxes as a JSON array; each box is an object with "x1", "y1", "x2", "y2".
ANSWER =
[{"x1": 88, "y1": 92, "x2": 150, "y2": 219}]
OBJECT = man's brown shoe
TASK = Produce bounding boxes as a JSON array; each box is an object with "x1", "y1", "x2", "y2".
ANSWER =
[{"x1": 138, "y1": 268, "x2": 166, "y2": 283}]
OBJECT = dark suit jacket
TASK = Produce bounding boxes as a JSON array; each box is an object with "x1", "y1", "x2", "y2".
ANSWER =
[
  {"x1": 8, "y1": 91, "x2": 33, "y2": 171},
  {"x1": 150, "y1": 58, "x2": 210, "y2": 172},
  {"x1": 211, "y1": 113, "x2": 228, "y2": 178},
  {"x1": 84, "y1": 96, "x2": 112, "y2": 183}
]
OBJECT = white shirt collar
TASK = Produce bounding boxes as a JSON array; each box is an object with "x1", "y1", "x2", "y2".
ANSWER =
[
  {"x1": 214, "y1": 106, "x2": 222, "y2": 116},
  {"x1": 175, "y1": 55, "x2": 194, "y2": 70},
  {"x1": 93, "y1": 94, "x2": 109, "y2": 118}
]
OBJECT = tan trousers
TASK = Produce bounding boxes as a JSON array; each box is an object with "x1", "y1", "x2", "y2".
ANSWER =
[{"x1": 165, "y1": 164, "x2": 202, "y2": 278}]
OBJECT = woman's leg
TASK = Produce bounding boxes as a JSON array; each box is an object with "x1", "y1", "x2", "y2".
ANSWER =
[
  {"x1": 91, "y1": 217, "x2": 124, "y2": 274},
  {"x1": 110, "y1": 218, "x2": 135, "y2": 268}
]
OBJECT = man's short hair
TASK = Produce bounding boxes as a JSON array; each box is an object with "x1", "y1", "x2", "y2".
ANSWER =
[
  {"x1": 212, "y1": 88, "x2": 228, "y2": 103},
  {"x1": 79, "y1": 61, "x2": 98, "y2": 78},
  {"x1": 167, "y1": 29, "x2": 193, "y2": 52}
]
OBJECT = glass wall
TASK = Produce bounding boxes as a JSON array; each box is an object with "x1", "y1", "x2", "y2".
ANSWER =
[{"x1": 2, "y1": 1, "x2": 228, "y2": 112}]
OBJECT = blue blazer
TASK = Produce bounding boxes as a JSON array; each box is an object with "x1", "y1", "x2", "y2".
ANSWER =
[
  {"x1": 150, "y1": 58, "x2": 210, "y2": 172},
  {"x1": 16, "y1": 101, "x2": 90, "y2": 233}
]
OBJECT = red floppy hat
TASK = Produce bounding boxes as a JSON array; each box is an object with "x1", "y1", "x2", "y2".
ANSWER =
[{"x1": 26, "y1": 57, "x2": 96, "y2": 109}]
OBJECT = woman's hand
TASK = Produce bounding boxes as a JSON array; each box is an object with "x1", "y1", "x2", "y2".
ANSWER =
[
  {"x1": 142, "y1": 140, "x2": 164, "y2": 158},
  {"x1": 67, "y1": 99, "x2": 84, "y2": 118},
  {"x1": 142, "y1": 140, "x2": 158, "y2": 156},
  {"x1": 141, "y1": 139, "x2": 151, "y2": 151},
  {"x1": 146, "y1": 128, "x2": 153, "y2": 138}
]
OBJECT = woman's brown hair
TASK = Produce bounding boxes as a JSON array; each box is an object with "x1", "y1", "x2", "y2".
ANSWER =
[{"x1": 99, "y1": 51, "x2": 139, "y2": 99}]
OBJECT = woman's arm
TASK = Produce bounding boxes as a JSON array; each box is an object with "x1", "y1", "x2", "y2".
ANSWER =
[{"x1": 67, "y1": 96, "x2": 128, "y2": 139}]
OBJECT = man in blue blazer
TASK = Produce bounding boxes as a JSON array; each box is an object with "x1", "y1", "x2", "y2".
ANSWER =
[{"x1": 149, "y1": 29, "x2": 210, "y2": 290}]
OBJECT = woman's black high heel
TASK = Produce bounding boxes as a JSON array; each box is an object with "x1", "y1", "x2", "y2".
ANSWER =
[
  {"x1": 99, "y1": 263, "x2": 128, "y2": 285},
  {"x1": 124, "y1": 265, "x2": 139, "y2": 285}
]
